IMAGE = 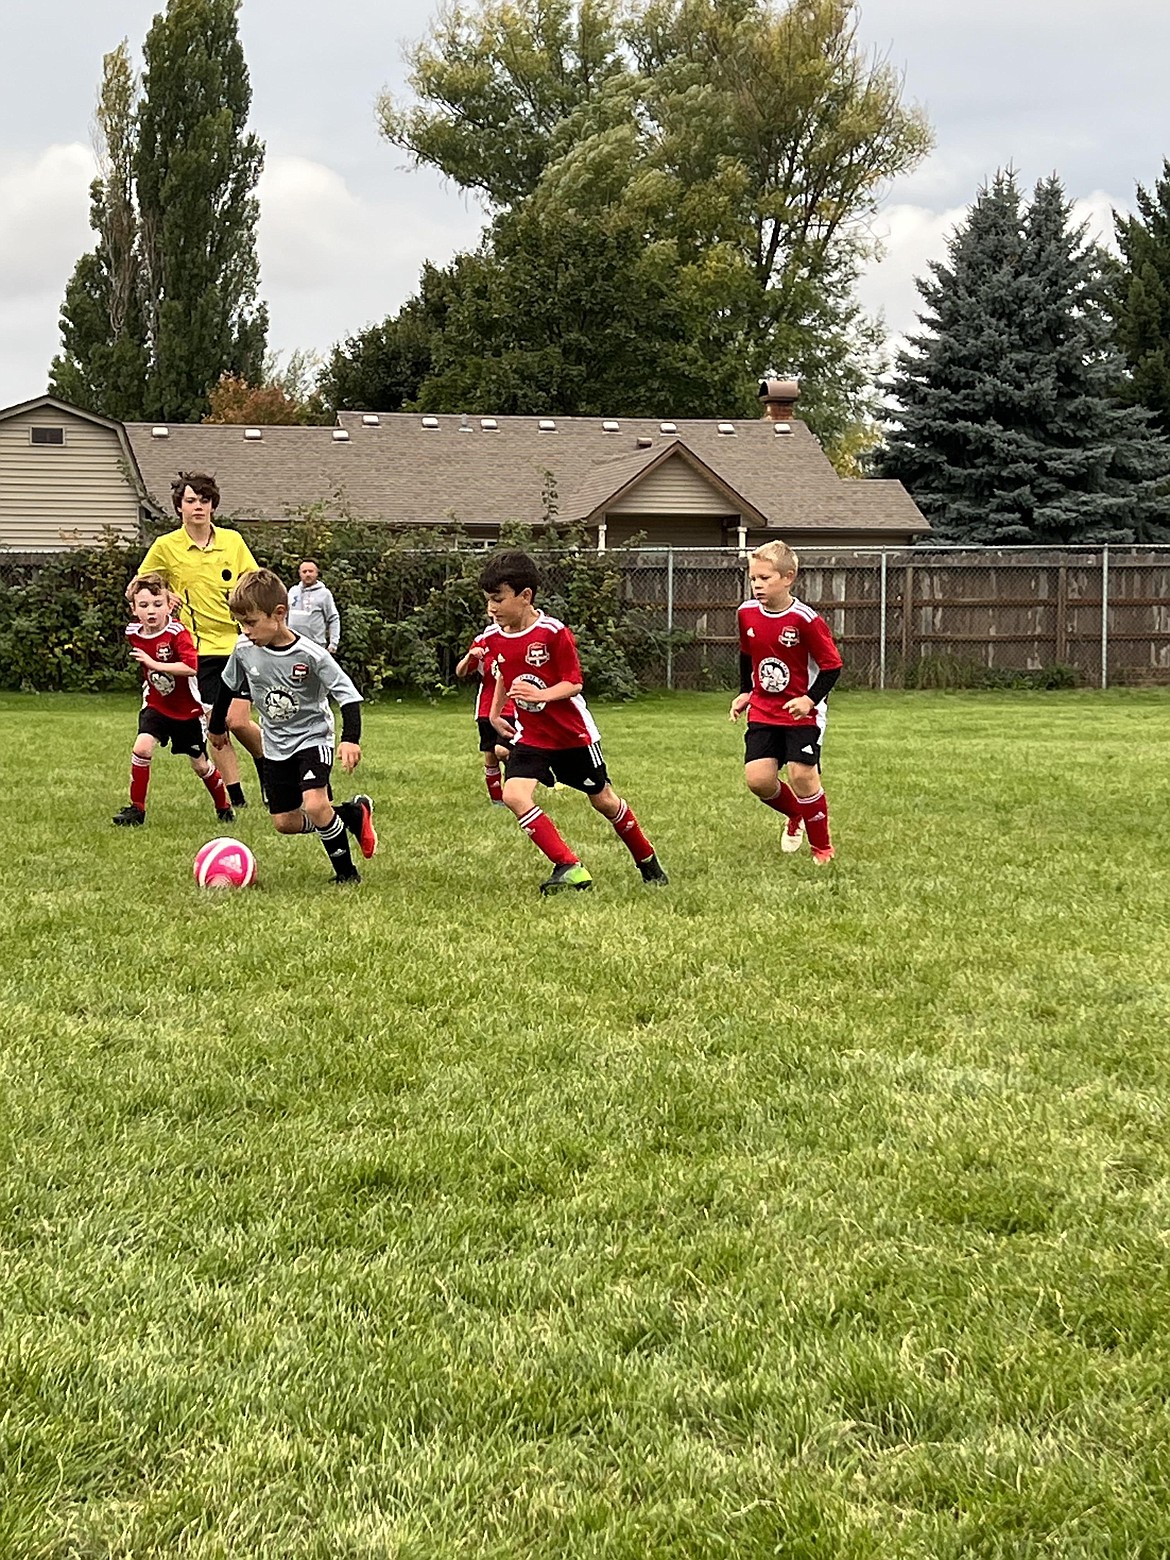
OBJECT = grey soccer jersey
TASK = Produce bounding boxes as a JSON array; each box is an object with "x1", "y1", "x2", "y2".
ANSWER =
[{"x1": 222, "y1": 634, "x2": 362, "y2": 760}]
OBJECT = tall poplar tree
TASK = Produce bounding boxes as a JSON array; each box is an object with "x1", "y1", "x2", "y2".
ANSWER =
[
  {"x1": 49, "y1": 0, "x2": 267, "y2": 422},
  {"x1": 879, "y1": 172, "x2": 1170, "y2": 543},
  {"x1": 50, "y1": 43, "x2": 150, "y2": 420}
]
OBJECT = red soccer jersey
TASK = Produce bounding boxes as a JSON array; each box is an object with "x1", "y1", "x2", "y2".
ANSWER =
[
  {"x1": 738, "y1": 597, "x2": 842, "y2": 727},
  {"x1": 125, "y1": 619, "x2": 203, "y2": 720},
  {"x1": 469, "y1": 626, "x2": 516, "y2": 721},
  {"x1": 486, "y1": 614, "x2": 600, "y2": 750}
]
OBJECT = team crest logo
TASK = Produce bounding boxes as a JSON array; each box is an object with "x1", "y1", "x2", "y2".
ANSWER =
[
  {"x1": 758, "y1": 657, "x2": 790, "y2": 694},
  {"x1": 156, "y1": 644, "x2": 173, "y2": 661},
  {"x1": 525, "y1": 643, "x2": 550, "y2": 667},
  {"x1": 262, "y1": 688, "x2": 298, "y2": 722},
  {"x1": 290, "y1": 662, "x2": 309, "y2": 683},
  {"x1": 779, "y1": 627, "x2": 800, "y2": 647}
]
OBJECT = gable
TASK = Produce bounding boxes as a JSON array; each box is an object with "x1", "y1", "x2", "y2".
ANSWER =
[{"x1": 605, "y1": 452, "x2": 738, "y2": 516}]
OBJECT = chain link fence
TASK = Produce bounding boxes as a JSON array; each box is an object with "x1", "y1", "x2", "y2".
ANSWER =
[{"x1": 3, "y1": 542, "x2": 1169, "y2": 692}]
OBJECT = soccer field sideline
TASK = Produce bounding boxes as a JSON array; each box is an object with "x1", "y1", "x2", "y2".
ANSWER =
[{"x1": 2, "y1": 689, "x2": 1169, "y2": 1557}]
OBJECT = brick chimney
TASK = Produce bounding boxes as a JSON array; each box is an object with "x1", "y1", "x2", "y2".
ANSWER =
[{"x1": 758, "y1": 377, "x2": 800, "y2": 421}]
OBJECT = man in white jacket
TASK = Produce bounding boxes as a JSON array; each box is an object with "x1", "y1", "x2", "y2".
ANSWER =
[{"x1": 287, "y1": 559, "x2": 341, "y2": 653}]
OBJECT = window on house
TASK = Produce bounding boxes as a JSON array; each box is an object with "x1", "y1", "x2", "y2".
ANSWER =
[{"x1": 30, "y1": 426, "x2": 65, "y2": 446}]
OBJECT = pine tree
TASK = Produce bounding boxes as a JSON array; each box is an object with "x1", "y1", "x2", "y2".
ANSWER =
[
  {"x1": 879, "y1": 171, "x2": 1170, "y2": 544},
  {"x1": 1114, "y1": 160, "x2": 1170, "y2": 433},
  {"x1": 49, "y1": 1, "x2": 266, "y2": 422}
]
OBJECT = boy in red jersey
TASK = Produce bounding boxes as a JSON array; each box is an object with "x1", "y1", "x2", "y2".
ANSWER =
[
  {"x1": 729, "y1": 540, "x2": 842, "y2": 865},
  {"x1": 454, "y1": 620, "x2": 514, "y2": 805},
  {"x1": 113, "y1": 572, "x2": 234, "y2": 827},
  {"x1": 479, "y1": 551, "x2": 668, "y2": 894}
]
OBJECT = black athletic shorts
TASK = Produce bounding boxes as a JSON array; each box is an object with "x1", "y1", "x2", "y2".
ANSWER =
[
  {"x1": 264, "y1": 744, "x2": 334, "y2": 815},
  {"x1": 196, "y1": 654, "x2": 250, "y2": 708},
  {"x1": 506, "y1": 741, "x2": 609, "y2": 794},
  {"x1": 744, "y1": 723, "x2": 822, "y2": 769},
  {"x1": 477, "y1": 715, "x2": 514, "y2": 753},
  {"x1": 137, "y1": 707, "x2": 207, "y2": 757}
]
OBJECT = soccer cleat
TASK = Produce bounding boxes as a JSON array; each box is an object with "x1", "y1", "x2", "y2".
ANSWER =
[
  {"x1": 539, "y1": 861, "x2": 593, "y2": 895},
  {"x1": 638, "y1": 853, "x2": 670, "y2": 886},
  {"x1": 811, "y1": 845, "x2": 835, "y2": 868},
  {"x1": 340, "y1": 795, "x2": 378, "y2": 859},
  {"x1": 781, "y1": 817, "x2": 804, "y2": 853},
  {"x1": 113, "y1": 805, "x2": 145, "y2": 827},
  {"x1": 332, "y1": 869, "x2": 362, "y2": 886},
  {"x1": 217, "y1": 806, "x2": 236, "y2": 823}
]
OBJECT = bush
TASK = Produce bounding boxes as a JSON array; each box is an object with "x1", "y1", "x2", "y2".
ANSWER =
[{"x1": 0, "y1": 523, "x2": 678, "y2": 700}]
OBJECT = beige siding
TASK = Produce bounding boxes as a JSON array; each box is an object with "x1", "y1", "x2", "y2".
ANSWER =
[
  {"x1": 606, "y1": 453, "x2": 736, "y2": 516},
  {"x1": 0, "y1": 411, "x2": 141, "y2": 549},
  {"x1": 604, "y1": 514, "x2": 732, "y2": 547}
]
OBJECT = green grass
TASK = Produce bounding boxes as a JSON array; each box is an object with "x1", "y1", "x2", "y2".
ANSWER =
[{"x1": 2, "y1": 689, "x2": 1170, "y2": 1558}]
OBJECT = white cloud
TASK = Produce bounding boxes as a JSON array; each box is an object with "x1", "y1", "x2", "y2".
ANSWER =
[
  {"x1": 0, "y1": 144, "x2": 97, "y2": 403},
  {"x1": 257, "y1": 153, "x2": 484, "y2": 363}
]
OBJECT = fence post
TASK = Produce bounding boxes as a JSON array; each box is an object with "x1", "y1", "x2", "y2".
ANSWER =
[
  {"x1": 879, "y1": 551, "x2": 888, "y2": 690},
  {"x1": 1100, "y1": 545, "x2": 1110, "y2": 689},
  {"x1": 666, "y1": 546, "x2": 674, "y2": 692}
]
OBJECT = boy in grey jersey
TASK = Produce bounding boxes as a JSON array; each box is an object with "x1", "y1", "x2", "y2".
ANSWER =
[{"x1": 208, "y1": 569, "x2": 377, "y2": 884}]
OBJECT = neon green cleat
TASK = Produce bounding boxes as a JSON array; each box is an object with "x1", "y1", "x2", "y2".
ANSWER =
[{"x1": 540, "y1": 861, "x2": 593, "y2": 895}]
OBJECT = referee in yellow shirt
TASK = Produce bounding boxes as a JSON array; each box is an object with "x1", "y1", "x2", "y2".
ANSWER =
[{"x1": 139, "y1": 472, "x2": 266, "y2": 807}]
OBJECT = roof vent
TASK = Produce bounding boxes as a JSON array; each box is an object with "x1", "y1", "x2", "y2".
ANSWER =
[
  {"x1": 458, "y1": 416, "x2": 473, "y2": 433},
  {"x1": 332, "y1": 428, "x2": 350, "y2": 442},
  {"x1": 602, "y1": 420, "x2": 620, "y2": 432},
  {"x1": 243, "y1": 427, "x2": 263, "y2": 441},
  {"x1": 660, "y1": 421, "x2": 678, "y2": 434},
  {"x1": 421, "y1": 416, "x2": 440, "y2": 430},
  {"x1": 361, "y1": 414, "x2": 380, "y2": 426},
  {"x1": 636, "y1": 436, "x2": 653, "y2": 449},
  {"x1": 480, "y1": 417, "x2": 498, "y2": 431},
  {"x1": 717, "y1": 422, "x2": 737, "y2": 435},
  {"x1": 538, "y1": 418, "x2": 556, "y2": 431},
  {"x1": 151, "y1": 426, "x2": 169, "y2": 438},
  {"x1": 773, "y1": 421, "x2": 794, "y2": 436}
]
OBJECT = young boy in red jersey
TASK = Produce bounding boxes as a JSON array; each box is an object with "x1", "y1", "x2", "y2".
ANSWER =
[
  {"x1": 113, "y1": 572, "x2": 234, "y2": 827},
  {"x1": 454, "y1": 620, "x2": 514, "y2": 805},
  {"x1": 480, "y1": 550, "x2": 667, "y2": 894},
  {"x1": 729, "y1": 540, "x2": 842, "y2": 865}
]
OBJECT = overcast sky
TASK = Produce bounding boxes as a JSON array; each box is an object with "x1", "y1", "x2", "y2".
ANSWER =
[{"x1": 3, "y1": 0, "x2": 1169, "y2": 410}]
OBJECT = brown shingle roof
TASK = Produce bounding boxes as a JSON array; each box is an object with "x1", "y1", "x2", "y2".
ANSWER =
[{"x1": 123, "y1": 411, "x2": 930, "y2": 538}]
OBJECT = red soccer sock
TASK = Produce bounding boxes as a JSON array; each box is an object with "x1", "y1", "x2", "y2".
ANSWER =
[
  {"x1": 610, "y1": 799, "x2": 654, "y2": 864},
  {"x1": 199, "y1": 765, "x2": 231, "y2": 812},
  {"x1": 130, "y1": 754, "x2": 151, "y2": 811},
  {"x1": 794, "y1": 788, "x2": 832, "y2": 852},
  {"x1": 484, "y1": 764, "x2": 504, "y2": 803},
  {"x1": 761, "y1": 780, "x2": 800, "y2": 818},
  {"x1": 518, "y1": 806, "x2": 578, "y2": 866}
]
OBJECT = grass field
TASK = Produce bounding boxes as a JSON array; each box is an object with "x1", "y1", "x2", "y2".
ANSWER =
[{"x1": 2, "y1": 688, "x2": 1170, "y2": 1559}]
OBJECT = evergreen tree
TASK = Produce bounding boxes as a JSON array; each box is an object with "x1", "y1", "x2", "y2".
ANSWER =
[
  {"x1": 49, "y1": 1, "x2": 266, "y2": 422},
  {"x1": 879, "y1": 171, "x2": 1170, "y2": 544},
  {"x1": 1114, "y1": 160, "x2": 1170, "y2": 433}
]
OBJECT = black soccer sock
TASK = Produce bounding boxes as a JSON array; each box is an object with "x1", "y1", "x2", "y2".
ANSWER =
[
  {"x1": 227, "y1": 781, "x2": 246, "y2": 806},
  {"x1": 317, "y1": 812, "x2": 358, "y2": 878}
]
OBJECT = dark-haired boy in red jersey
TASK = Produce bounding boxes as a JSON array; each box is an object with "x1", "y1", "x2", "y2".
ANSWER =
[
  {"x1": 479, "y1": 551, "x2": 667, "y2": 894},
  {"x1": 113, "y1": 572, "x2": 234, "y2": 827},
  {"x1": 455, "y1": 620, "x2": 515, "y2": 805},
  {"x1": 730, "y1": 540, "x2": 842, "y2": 865}
]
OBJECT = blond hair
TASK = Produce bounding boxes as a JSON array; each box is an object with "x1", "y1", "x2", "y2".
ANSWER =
[
  {"x1": 126, "y1": 571, "x2": 179, "y2": 608},
  {"x1": 750, "y1": 540, "x2": 799, "y2": 576},
  {"x1": 229, "y1": 568, "x2": 288, "y2": 617}
]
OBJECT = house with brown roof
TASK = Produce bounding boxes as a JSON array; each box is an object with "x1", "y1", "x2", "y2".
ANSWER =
[{"x1": 1, "y1": 384, "x2": 928, "y2": 550}]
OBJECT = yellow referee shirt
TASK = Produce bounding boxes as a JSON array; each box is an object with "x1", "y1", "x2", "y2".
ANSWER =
[{"x1": 139, "y1": 526, "x2": 260, "y2": 656}]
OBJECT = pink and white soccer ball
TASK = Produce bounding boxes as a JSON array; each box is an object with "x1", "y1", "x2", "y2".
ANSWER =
[{"x1": 193, "y1": 837, "x2": 257, "y2": 889}]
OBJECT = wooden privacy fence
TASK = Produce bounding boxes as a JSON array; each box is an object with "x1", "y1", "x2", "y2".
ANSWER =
[{"x1": 603, "y1": 546, "x2": 1170, "y2": 690}]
